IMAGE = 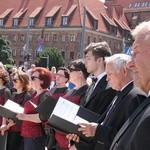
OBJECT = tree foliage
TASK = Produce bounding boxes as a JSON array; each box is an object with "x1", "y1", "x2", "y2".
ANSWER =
[
  {"x1": 36, "y1": 47, "x2": 63, "y2": 69},
  {"x1": 0, "y1": 38, "x2": 14, "y2": 65}
]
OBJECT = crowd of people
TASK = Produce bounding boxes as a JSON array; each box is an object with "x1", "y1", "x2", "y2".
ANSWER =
[{"x1": 0, "y1": 20, "x2": 150, "y2": 150}]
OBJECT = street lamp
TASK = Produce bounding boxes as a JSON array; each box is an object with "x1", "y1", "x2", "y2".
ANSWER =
[{"x1": 80, "y1": 0, "x2": 86, "y2": 59}]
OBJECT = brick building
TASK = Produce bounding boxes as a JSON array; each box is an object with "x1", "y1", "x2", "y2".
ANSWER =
[{"x1": 0, "y1": 0, "x2": 148, "y2": 66}]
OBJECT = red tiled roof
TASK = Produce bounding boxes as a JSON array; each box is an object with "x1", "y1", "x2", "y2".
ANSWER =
[
  {"x1": 114, "y1": 18, "x2": 127, "y2": 30},
  {"x1": 101, "y1": 13, "x2": 117, "y2": 27},
  {"x1": 85, "y1": 7, "x2": 98, "y2": 20},
  {"x1": 30, "y1": 7, "x2": 42, "y2": 18},
  {"x1": 62, "y1": 4, "x2": 77, "y2": 16},
  {"x1": 13, "y1": 8, "x2": 28, "y2": 18},
  {"x1": 46, "y1": 6, "x2": 61, "y2": 17},
  {"x1": 121, "y1": 20, "x2": 131, "y2": 31},
  {"x1": 0, "y1": 8, "x2": 13, "y2": 19}
]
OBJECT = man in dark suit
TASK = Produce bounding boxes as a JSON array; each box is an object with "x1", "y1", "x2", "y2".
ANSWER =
[
  {"x1": 67, "y1": 54, "x2": 146, "y2": 150},
  {"x1": 82, "y1": 41, "x2": 116, "y2": 115},
  {"x1": 110, "y1": 21, "x2": 150, "y2": 150},
  {"x1": 69, "y1": 42, "x2": 116, "y2": 150}
]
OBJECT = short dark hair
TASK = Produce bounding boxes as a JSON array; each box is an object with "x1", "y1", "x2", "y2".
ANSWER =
[
  {"x1": 57, "y1": 67, "x2": 70, "y2": 80},
  {"x1": 32, "y1": 67, "x2": 51, "y2": 89},
  {"x1": 70, "y1": 59, "x2": 90, "y2": 79},
  {"x1": 84, "y1": 41, "x2": 112, "y2": 60}
]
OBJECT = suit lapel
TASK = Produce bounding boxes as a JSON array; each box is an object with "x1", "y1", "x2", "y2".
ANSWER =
[
  {"x1": 84, "y1": 75, "x2": 107, "y2": 106},
  {"x1": 102, "y1": 82, "x2": 134, "y2": 124},
  {"x1": 110, "y1": 95, "x2": 149, "y2": 149}
]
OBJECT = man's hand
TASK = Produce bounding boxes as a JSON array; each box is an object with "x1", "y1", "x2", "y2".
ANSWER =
[
  {"x1": 66, "y1": 133, "x2": 80, "y2": 142},
  {"x1": 78, "y1": 122, "x2": 98, "y2": 137}
]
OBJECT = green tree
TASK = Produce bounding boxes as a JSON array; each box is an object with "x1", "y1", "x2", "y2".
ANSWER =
[
  {"x1": 36, "y1": 47, "x2": 63, "y2": 69},
  {"x1": 0, "y1": 38, "x2": 14, "y2": 65}
]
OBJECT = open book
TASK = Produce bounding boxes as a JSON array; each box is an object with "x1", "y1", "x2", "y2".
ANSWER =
[
  {"x1": 36, "y1": 97, "x2": 100, "y2": 143},
  {"x1": 0, "y1": 99, "x2": 24, "y2": 125}
]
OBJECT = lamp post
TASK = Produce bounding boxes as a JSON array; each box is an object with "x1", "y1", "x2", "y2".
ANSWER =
[{"x1": 80, "y1": 0, "x2": 86, "y2": 59}]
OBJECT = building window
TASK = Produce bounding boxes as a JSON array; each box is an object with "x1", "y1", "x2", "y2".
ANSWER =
[
  {"x1": 87, "y1": 36, "x2": 90, "y2": 45},
  {"x1": 29, "y1": 18, "x2": 34, "y2": 26},
  {"x1": 0, "y1": 19, "x2": 4, "y2": 27},
  {"x1": 70, "y1": 34, "x2": 76, "y2": 42},
  {"x1": 62, "y1": 35, "x2": 66, "y2": 42},
  {"x1": 12, "y1": 49, "x2": 17, "y2": 57},
  {"x1": 45, "y1": 34, "x2": 50, "y2": 41},
  {"x1": 12, "y1": 34, "x2": 18, "y2": 42},
  {"x1": 70, "y1": 51, "x2": 74, "y2": 60},
  {"x1": 13, "y1": 19, "x2": 19, "y2": 27},
  {"x1": 46, "y1": 17, "x2": 52, "y2": 26},
  {"x1": 93, "y1": 38, "x2": 96, "y2": 43},
  {"x1": 93, "y1": 20, "x2": 98, "y2": 29},
  {"x1": 29, "y1": 35, "x2": 33, "y2": 41},
  {"x1": 62, "y1": 17, "x2": 68, "y2": 26},
  {"x1": 53, "y1": 34, "x2": 57, "y2": 41},
  {"x1": 129, "y1": 3, "x2": 132, "y2": 8},
  {"x1": 110, "y1": 26, "x2": 117, "y2": 35},
  {"x1": 99, "y1": 38, "x2": 102, "y2": 42},
  {"x1": 61, "y1": 51, "x2": 65, "y2": 59},
  {"x1": 20, "y1": 34, "x2": 25, "y2": 42},
  {"x1": 144, "y1": 2, "x2": 148, "y2": 7},
  {"x1": 20, "y1": 50, "x2": 23, "y2": 57}
]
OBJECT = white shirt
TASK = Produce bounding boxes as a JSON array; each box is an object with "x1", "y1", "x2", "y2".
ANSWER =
[{"x1": 94, "y1": 72, "x2": 106, "y2": 89}]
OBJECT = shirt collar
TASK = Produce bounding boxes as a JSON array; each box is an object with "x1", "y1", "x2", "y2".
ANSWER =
[
  {"x1": 120, "y1": 81, "x2": 133, "y2": 91},
  {"x1": 96, "y1": 72, "x2": 106, "y2": 83}
]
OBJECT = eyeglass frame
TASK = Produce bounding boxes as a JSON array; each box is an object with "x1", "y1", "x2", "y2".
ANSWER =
[{"x1": 69, "y1": 68, "x2": 80, "y2": 72}]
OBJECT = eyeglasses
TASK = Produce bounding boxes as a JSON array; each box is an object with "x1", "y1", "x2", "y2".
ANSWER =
[
  {"x1": 12, "y1": 78, "x2": 20, "y2": 83},
  {"x1": 56, "y1": 73, "x2": 65, "y2": 78},
  {"x1": 69, "y1": 68, "x2": 80, "y2": 72},
  {"x1": 31, "y1": 76, "x2": 40, "y2": 81}
]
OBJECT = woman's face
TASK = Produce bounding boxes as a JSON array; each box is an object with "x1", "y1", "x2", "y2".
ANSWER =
[
  {"x1": 69, "y1": 65, "x2": 80, "y2": 84},
  {"x1": 55, "y1": 70, "x2": 68, "y2": 86},
  {"x1": 13, "y1": 75, "x2": 23, "y2": 91},
  {"x1": 31, "y1": 71, "x2": 42, "y2": 91}
]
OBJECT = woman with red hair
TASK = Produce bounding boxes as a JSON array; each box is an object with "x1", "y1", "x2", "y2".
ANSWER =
[{"x1": 18, "y1": 67, "x2": 52, "y2": 150}]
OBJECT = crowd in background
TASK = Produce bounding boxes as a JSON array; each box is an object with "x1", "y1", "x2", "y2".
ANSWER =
[{"x1": 0, "y1": 20, "x2": 150, "y2": 150}]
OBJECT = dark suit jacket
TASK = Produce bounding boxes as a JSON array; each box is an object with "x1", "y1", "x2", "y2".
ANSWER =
[
  {"x1": 75, "y1": 75, "x2": 116, "y2": 150},
  {"x1": 84, "y1": 75, "x2": 116, "y2": 116},
  {"x1": 94, "y1": 82, "x2": 146, "y2": 150},
  {"x1": 110, "y1": 95, "x2": 149, "y2": 150}
]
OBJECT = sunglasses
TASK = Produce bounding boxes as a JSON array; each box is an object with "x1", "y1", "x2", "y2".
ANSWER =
[
  {"x1": 31, "y1": 76, "x2": 39, "y2": 81},
  {"x1": 12, "y1": 78, "x2": 20, "y2": 83},
  {"x1": 69, "y1": 68, "x2": 80, "y2": 72}
]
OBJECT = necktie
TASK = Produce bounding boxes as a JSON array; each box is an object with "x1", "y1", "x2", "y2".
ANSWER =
[
  {"x1": 84, "y1": 77, "x2": 98, "y2": 104},
  {"x1": 101, "y1": 91, "x2": 122, "y2": 125}
]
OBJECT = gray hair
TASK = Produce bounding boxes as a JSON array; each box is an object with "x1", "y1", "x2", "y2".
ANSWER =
[
  {"x1": 105, "y1": 54, "x2": 131, "y2": 72},
  {"x1": 131, "y1": 21, "x2": 150, "y2": 41}
]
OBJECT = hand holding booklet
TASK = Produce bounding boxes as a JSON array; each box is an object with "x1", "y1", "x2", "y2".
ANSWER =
[
  {"x1": 36, "y1": 97, "x2": 100, "y2": 143},
  {"x1": 0, "y1": 99, "x2": 24, "y2": 125}
]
